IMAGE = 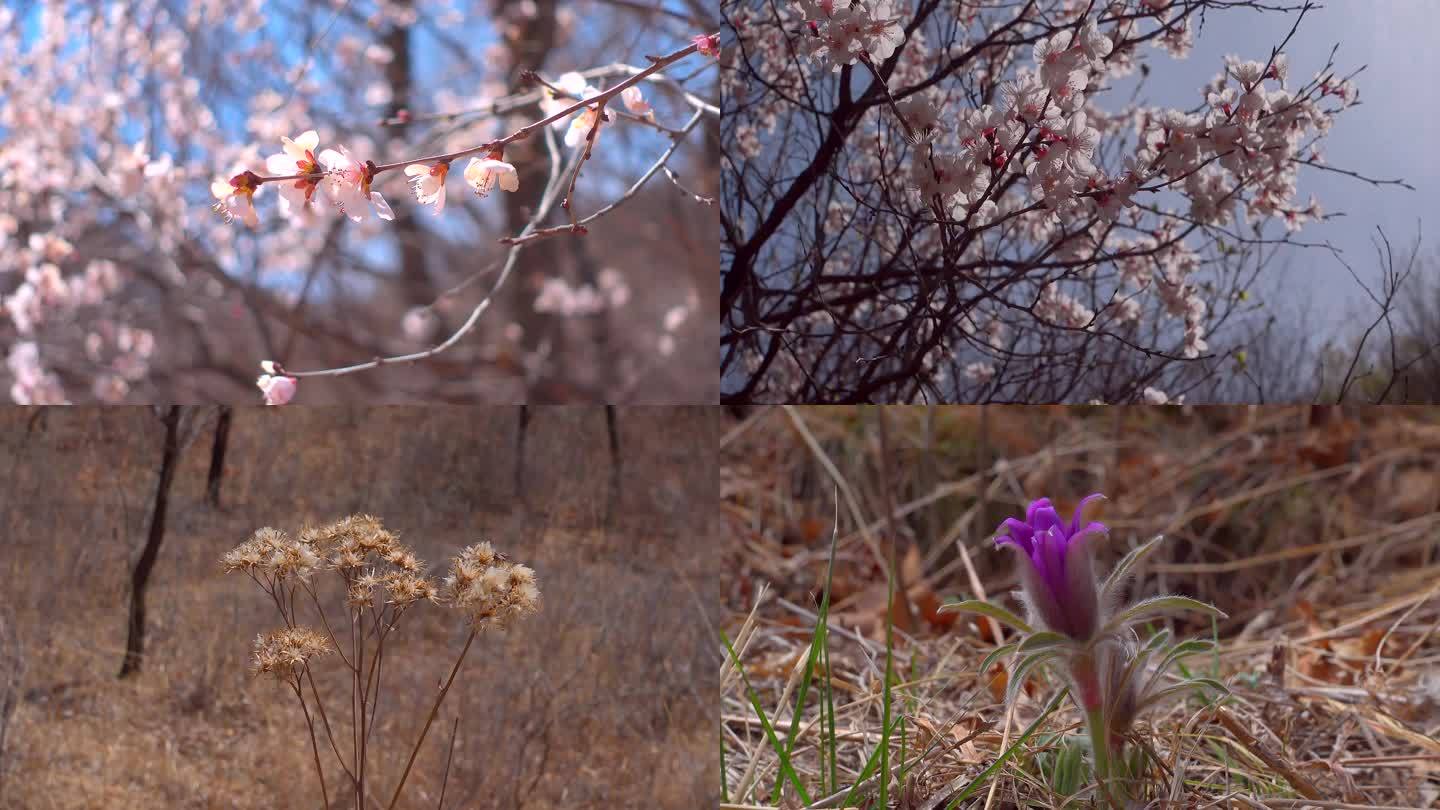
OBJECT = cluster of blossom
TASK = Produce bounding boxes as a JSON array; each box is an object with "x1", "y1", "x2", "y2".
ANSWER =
[
  {"x1": 1142, "y1": 386, "x2": 1183, "y2": 404},
  {"x1": 725, "y1": 0, "x2": 1377, "y2": 402},
  {"x1": 1035, "y1": 282, "x2": 1096, "y2": 329},
  {"x1": 212, "y1": 130, "x2": 522, "y2": 228},
  {"x1": 892, "y1": 16, "x2": 1355, "y2": 365},
  {"x1": 792, "y1": 0, "x2": 906, "y2": 71},
  {"x1": 534, "y1": 274, "x2": 630, "y2": 317},
  {"x1": 0, "y1": 1, "x2": 323, "y2": 403},
  {"x1": 1, "y1": 231, "x2": 152, "y2": 403}
]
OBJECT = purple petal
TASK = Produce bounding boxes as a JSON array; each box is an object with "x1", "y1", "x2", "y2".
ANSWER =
[
  {"x1": 996, "y1": 518, "x2": 1035, "y2": 553},
  {"x1": 1029, "y1": 502, "x2": 1064, "y2": 537},
  {"x1": 1040, "y1": 527, "x2": 1068, "y2": 593},
  {"x1": 1024, "y1": 497, "x2": 1054, "y2": 525},
  {"x1": 1071, "y1": 522, "x2": 1109, "y2": 545},
  {"x1": 1016, "y1": 560, "x2": 1066, "y2": 635},
  {"x1": 1061, "y1": 525, "x2": 1101, "y2": 639},
  {"x1": 1069, "y1": 493, "x2": 1107, "y2": 535}
]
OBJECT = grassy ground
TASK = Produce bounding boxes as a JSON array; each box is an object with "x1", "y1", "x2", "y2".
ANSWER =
[
  {"x1": 0, "y1": 406, "x2": 717, "y2": 810},
  {"x1": 721, "y1": 406, "x2": 1440, "y2": 809}
]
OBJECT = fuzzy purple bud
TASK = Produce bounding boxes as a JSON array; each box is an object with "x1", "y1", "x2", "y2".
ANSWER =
[{"x1": 995, "y1": 493, "x2": 1108, "y2": 641}]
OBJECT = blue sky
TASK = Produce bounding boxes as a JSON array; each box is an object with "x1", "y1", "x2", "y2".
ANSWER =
[{"x1": 1123, "y1": 0, "x2": 1438, "y2": 333}]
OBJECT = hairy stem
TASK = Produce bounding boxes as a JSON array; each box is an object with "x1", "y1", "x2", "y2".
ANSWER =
[{"x1": 1086, "y1": 707, "x2": 1118, "y2": 808}]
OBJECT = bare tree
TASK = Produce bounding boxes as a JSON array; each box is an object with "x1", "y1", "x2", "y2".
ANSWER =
[{"x1": 119, "y1": 405, "x2": 182, "y2": 679}]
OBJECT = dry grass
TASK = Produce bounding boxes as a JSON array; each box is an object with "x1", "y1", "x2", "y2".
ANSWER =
[
  {"x1": 721, "y1": 406, "x2": 1440, "y2": 809},
  {"x1": 0, "y1": 406, "x2": 716, "y2": 810}
]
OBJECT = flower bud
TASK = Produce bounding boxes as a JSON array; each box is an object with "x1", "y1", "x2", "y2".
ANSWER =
[{"x1": 994, "y1": 493, "x2": 1107, "y2": 641}]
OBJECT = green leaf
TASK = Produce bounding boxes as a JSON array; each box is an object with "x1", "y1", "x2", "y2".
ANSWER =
[
  {"x1": 1104, "y1": 595, "x2": 1227, "y2": 636},
  {"x1": 1142, "y1": 639, "x2": 1219, "y2": 702},
  {"x1": 939, "y1": 599, "x2": 1034, "y2": 634},
  {"x1": 1017, "y1": 630, "x2": 1071, "y2": 654},
  {"x1": 1005, "y1": 650, "x2": 1057, "y2": 706},
  {"x1": 1100, "y1": 535, "x2": 1166, "y2": 605},
  {"x1": 979, "y1": 641, "x2": 1019, "y2": 676},
  {"x1": 1136, "y1": 678, "x2": 1226, "y2": 714}
]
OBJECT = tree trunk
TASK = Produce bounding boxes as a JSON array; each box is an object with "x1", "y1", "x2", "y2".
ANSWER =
[
  {"x1": 118, "y1": 405, "x2": 181, "y2": 679},
  {"x1": 604, "y1": 405, "x2": 620, "y2": 529},
  {"x1": 206, "y1": 406, "x2": 232, "y2": 508},
  {"x1": 384, "y1": 0, "x2": 433, "y2": 311},
  {"x1": 515, "y1": 404, "x2": 530, "y2": 510}
]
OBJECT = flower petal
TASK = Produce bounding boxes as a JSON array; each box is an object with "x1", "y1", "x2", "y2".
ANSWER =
[
  {"x1": 370, "y1": 191, "x2": 394, "y2": 221},
  {"x1": 995, "y1": 517, "x2": 1035, "y2": 553},
  {"x1": 1069, "y1": 493, "x2": 1107, "y2": 535},
  {"x1": 266, "y1": 153, "x2": 296, "y2": 175}
]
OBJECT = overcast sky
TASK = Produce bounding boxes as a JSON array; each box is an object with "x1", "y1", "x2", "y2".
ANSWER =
[{"x1": 1127, "y1": 0, "x2": 1438, "y2": 332}]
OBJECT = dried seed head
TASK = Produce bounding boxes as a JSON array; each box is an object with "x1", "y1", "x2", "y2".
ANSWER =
[
  {"x1": 383, "y1": 546, "x2": 423, "y2": 573},
  {"x1": 252, "y1": 627, "x2": 332, "y2": 681},
  {"x1": 348, "y1": 570, "x2": 383, "y2": 608},
  {"x1": 313, "y1": 514, "x2": 403, "y2": 566},
  {"x1": 336, "y1": 548, "x2": 366, "y2": 570},
  {"x1": 441, "y1": 542, "x2": 540, "y2": 631},
  {"x1": 384, "y1": 572, "x2": 437, "y2": 606},
  {"x1": 266, "y1": 539, "x2": 322, "y2": 580},
  {"x1": 223, "y1": 527, "x2": 291, "y2": 574}
]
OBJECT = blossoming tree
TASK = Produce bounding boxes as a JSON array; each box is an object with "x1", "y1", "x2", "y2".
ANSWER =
[
  {"x1": 0, "y1": 1, "x2": 718, "y2": 404},
  {"x1": 720, "y1": 0, "x2": 1411, "y2": 403}
]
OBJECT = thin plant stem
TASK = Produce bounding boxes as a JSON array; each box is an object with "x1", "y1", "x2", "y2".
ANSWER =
[
  {"x1": 385, "y1": 629, "x2": 478, "y2": 810},
  {"x1": 304, "y1": 580, "x2": 356, "y2": 670},
  {"x1": 305, "y1": 665, "x2": 360, "y2": 787},
  {"x1": 437, "y1": 717, "x2": 460, "y2": 810},
  {"x1": 365, "y1": 613, "x2": 398, "y2": 742},
  {"x1": 353, "y1": 605, "x2": 365, "y2": 810},
  {"x1": 294, "y1": 678, "x2": 332, "y2": 810}
]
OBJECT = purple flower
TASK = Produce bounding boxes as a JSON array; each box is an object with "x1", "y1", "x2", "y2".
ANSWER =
[{"x1": 995, "y1": 494, "x2": 1108, "y2": 641}]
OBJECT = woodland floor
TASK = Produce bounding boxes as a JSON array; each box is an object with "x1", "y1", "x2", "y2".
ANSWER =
[{"x1": 721, "y1": 406, "x2": 1440, "y2": 809}]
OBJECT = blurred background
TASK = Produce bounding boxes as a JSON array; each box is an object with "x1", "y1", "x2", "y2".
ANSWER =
[
  {"x1": 0, "y1": 0, "x2": 718, "y2": 404},
  {"x1": 0, "y1": 406, "x2": 717, "y2": 809},
  {"x1": 721, "y1": 405, "x2": 1440, "y2": 806}
]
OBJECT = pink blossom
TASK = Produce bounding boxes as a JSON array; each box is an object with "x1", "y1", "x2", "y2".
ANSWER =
[
  {"x1": 694, "y1": 33, "x2": 720, "y2": 59},
  {"x1": 256, "y1": 372, "x2": 298, "y2": 405},
  {"x1": 404, "y1": 161, "x2": 450, "y2": 214},
  {"x1": 621, "y1": 86, "x2": 652, "y2": 116},
  {"x1": 265, "y1": 130, "x2": 324, "y2": 215},
  {"x1": 318, "y1": 145, "x2": 395, "y2": 222},
  {"x1": 542, "y1": 72, "x2": 604, "y2": 147},
  {"x1": 211, "y1": 170, "x2": 262, "y2": 228},
  {"x1": 464, "y1": 156, "x2": 519, "y2": 198}
]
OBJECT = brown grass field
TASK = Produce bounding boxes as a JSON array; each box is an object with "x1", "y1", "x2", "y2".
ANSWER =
[
  {"x1": 0, "y1": 406, "x2": 717, "y2": 810},
  {"x1": 721, "y1": 406, "x2": 1440, "y2": 809}
]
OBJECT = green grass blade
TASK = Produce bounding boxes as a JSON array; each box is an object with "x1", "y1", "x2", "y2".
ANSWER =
[
  {"x1": 837, "y1": 711, "x2": 908, "y2": 808},
  {"x1": 878, "y1": 565, "x2": 895, "y2": 810},
  {"x1": 719, "y1": 628, "x2": 813, "y2": 805},
  {"x1": 943, "y1": 691, "x2": 1067, "y2": 809},
  {"x1": 720, "y1": 731, "x2": 729, "y2": 804}
]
